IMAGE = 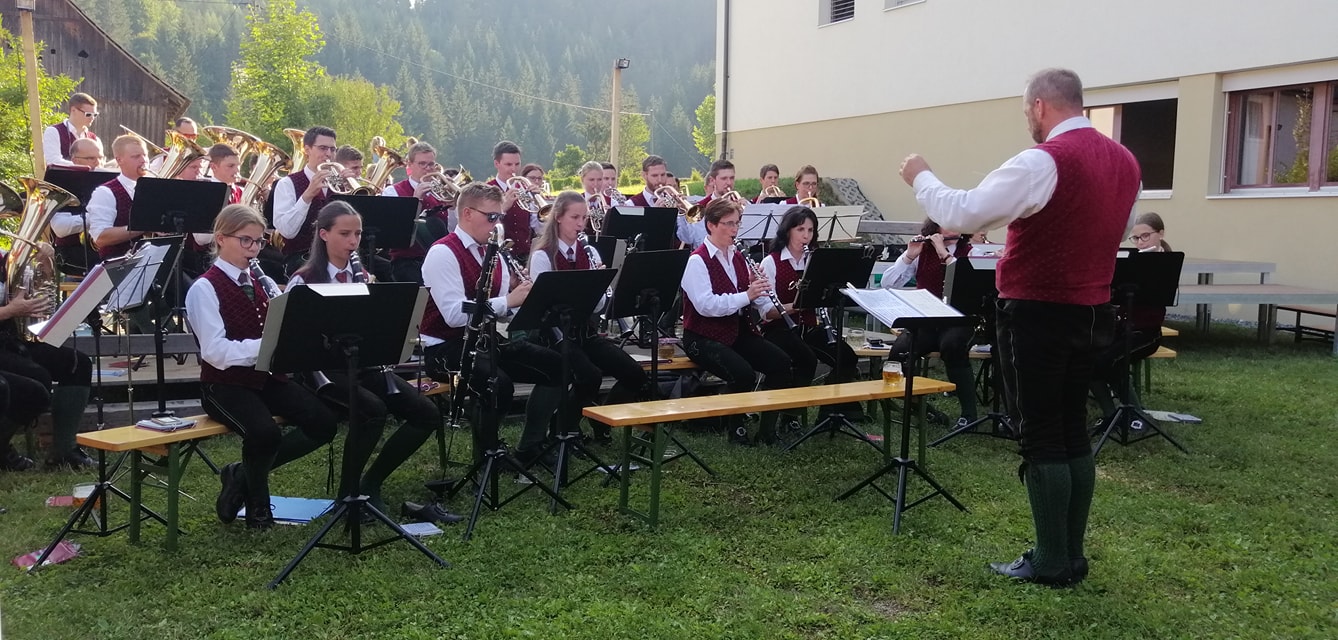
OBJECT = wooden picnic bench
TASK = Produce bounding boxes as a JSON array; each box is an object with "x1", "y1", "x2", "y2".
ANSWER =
[
  {"x1": 583, "y1": 378, "x2": 955, "y2": 527},
  {"x1": 1276, "y1": 304, "x2": 1336, "y2": 343}
]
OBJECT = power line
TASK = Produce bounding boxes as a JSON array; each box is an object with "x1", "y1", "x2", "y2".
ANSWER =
[{"x1": 655, "y1": 116, "x2": 708, "y2": 174}]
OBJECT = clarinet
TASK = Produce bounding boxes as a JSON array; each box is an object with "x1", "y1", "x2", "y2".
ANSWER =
[
  {"x1": 449, "y1": 223, "x2": 504, "y2": 428},
  {"x1": 801, "y1": 246, "x2": 838, "y2": 344},
  {"x1": 248, "y1": 258, "x2": 334, "y2": 392},
  {"x1": 347, "y1": 251, "x2": 401, "y2": 395},
  {"x1": 736, "y1": 241, "x2": 796, "y2": 331}
]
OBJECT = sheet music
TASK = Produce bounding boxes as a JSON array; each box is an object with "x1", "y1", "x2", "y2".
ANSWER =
[
  {"x1": 34, "y1": 265, "x2": 113, "y2": 345},
  {"x1": 840, "y1": 285, "x2": 963, "y2": 328},
  {"x1": 815, "y1": 205, "x2": 866, "y2": 242},
  {"x1": 738, "y1": 204, "x2": 786, "y2": 241},
  {"x1": 106, "y1": 243, "x2": 171, "y2": 312}
]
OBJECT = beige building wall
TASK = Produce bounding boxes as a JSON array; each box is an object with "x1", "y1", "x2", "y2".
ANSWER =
[{"x1": 717, "y1": 0, "x2": 1338, "y2": 320}]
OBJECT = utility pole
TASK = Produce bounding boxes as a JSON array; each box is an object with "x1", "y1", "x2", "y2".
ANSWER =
[
  {"x1": 610, "y1": 58, "x2": 630, "y2": 168},
  {"x1": 17, "y1": 0, "x2": 45, "y2": 178}
]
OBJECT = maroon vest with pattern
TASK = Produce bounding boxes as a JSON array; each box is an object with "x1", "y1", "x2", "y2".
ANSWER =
[
  {"x1": 629, "y1": 191, "x2": 652, "y2": 207},
  {"x1": 198, "y1": 266, "x2": 271, "y2": 390},
  {"x1": 768, "y1": 251, "x2": 817, "y2": 327},
  {"x1": 997, "y1": 128, "x2": 1140, "y2": 305},
  {"x1": 420, "y1": 234, "x2": 504, "y2": 342},
  {"x1": 55, "y1": 123, "x2": 98, "y2": 160},
  {"x1": 915, "y1": 240, "x2": 973, "y2": 300},
  {"x1": 96, "y1": 178, "x2": 135, "y2": 259},
  {"x1": 280, "y1": 171, "x2": 330, "y2": 257},
  {"x1": 488, "y1": 178, "x2": 533, "y2": 258},
  {"x1": 682, "y1": 244, "x2": 752, "y2": 346},
  {"x1": 389, "y1": 179, "x2": 449, "y2": 260},
  {"x1": 552, "y1": 240, "x2": 592, "y2": 271}
]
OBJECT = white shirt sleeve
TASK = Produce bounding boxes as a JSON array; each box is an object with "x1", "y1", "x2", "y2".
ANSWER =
[
  {"x1": 760, "y1": 254, "x2": 778, "y2": 287},
  {"x1": 881, "y1": 253, "x2": 918, "y2": 289},
  {"x1": 42, "y1": 125, "x2": 73, "y2": 167},
  {"x1": 285, "y1": 273, "x2": 305, "y2": 288},
  {"x1": 681, "y1": 253, "x2": 751, "y2": 318},
  {"x1": 676, "y1": 216, "x2": 706, "y2": 248},
  {"x1": 50, "y1": 211, "x2": 85, "y2": 238},
  {"x1": 422, "y1": 243, "x2": 510, "y2": 334},
  {"x1": 380, "y1": 185, "x2": 398, "y2": 197},
  {"x1": 912, "y1": 148, "x2": 1059, "y2": 234},
  {"x1": 192, "y1": 233, "x2": 215, "y2": 246},
  {"x1": 528, "y1": 250, "x2": 553, "y2": 280},
  {"x1": 185, "y1": 278, "x2": 261, "y2": 369},
  {"x1": 85, "y1": 185, "x2": 118, "y2": 245},
  {"x1": 273, "y1": 176, "x2": 310, "y2": 239}
]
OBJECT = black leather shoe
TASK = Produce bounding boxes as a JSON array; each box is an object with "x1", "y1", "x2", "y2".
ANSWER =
[
  {"x1": 989, "y1": 553, "x2": 1079, "y2": 587},
  {"x1": 216, "y1": 462, "x2": 247, "y2": 524},
  {"x1": 45, "y1": 447, "x2": 96, "y2": 470},
  {"x1": 1023, "y1": 547, "x2": 1088, "y2": 580},
  {"x1": 401, "y1": 500, "x2": 465, "y2": 525},
  {"x1": 244, "y1": 497, "x2": 275, "y2": 530},
  {"x1": 1, "y1": 448, "x2": 35, "y2": 472}
]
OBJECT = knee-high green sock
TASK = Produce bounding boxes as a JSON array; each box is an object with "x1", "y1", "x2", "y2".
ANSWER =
[
  {"x1": 945, "y1": 364, "x2": 977, "y2": 419},
  {"x1": 521, "y1": 386, "x2": 563, "y2": 451},
  {"x1": 1024, "y1": 462, "x2": 1072, "y2": 576},
  {"x1": 361, "y1": 423, "x2": 433, "y2": 505},
  {"x1": 50, "y1": 386, "x2": 90, "y2": 455},
  {"x1": 1067, "y1": 454, "x2": 1096, "y2": 561}
]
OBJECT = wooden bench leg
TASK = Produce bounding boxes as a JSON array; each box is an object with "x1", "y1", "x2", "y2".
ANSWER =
[{"x1": 166, "y1": 443, "x2": 182, "y2": 551}]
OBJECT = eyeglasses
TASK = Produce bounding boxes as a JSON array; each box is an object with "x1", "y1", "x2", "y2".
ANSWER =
[
  {"x1": 312, "y1": 145, "x2": 338, "y2": 153},
  {"x1": 225, "y1": 234, "x2": 269, "y2": 249},
  {"x1": 413, "y1": 161, "x2": 435, "y2": 167},
  {"x1": 798, "y1": 181, "x2": 818, "y2": 188},
  {"x1": 716, "y1": 220, "x2": 741, "y2": 228},
  {"x1": 72, "y1": 155, "x2": 101, "y2": 161},
  {"x1": 83, "y1": 111, "x2": 100, "y2": 118},
  {"x1": 466, "y1": 206, "x2": 504, "y2": 223},
  {"x1": 1129, "y1": 232, "x2": 1159, "y2": 242}
]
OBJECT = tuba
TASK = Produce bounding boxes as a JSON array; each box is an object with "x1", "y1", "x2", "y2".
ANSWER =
[
  {"x1": 2, "y1": 177, "x2": 78, "y2": 336},
  {"x1": 238, "y1": 138, "x2": 293, "y2": 208},
  {"x1": 202, "y1": 125, "x2": 262, "y2": 168},
  {"x1": 283, "y1": 128, "x2": 308, "y2": 177},
  {"x1": 364, "y1": 140, "x2": 405, "y2": 192},
  {"x1": 117, "y1": 125, "x2": 167, "y2": 157},
  {"x1": 125, "y1": 127, "x2": 206, "y2": 180},
  {"x1": 506, "y1": 176, "x2": 548, "y2": 214},
  {"x1": 318, "y1": 161, "x2": 376, "y2": 196}
]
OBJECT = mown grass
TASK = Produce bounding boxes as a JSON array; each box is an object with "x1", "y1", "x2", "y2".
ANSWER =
[{"x1": 1, "y1": 322, "x2": 1335, "y2": 639}]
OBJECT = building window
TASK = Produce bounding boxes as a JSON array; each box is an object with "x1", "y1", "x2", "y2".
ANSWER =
[
  {"x1": 1085, "y1": 98, "x2": 1178, "y2": 191},
  {"x1": 1226, "y1": 81, "x2": 1337, "y2": 190},
  {"x1": 821, "y1": 0, "x2": 855, "y2": 25}
]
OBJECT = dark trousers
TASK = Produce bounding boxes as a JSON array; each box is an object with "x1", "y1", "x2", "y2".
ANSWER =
[
  {"x1": 538, "y1": 331, "x2": 649, "y2": 438},
  {"x1": 424, "y1": 336, "x2": 566, "y2": 456},
  {"x1": 1092, "y1": 326, "x2": 1161, "y2": 406},
  {"x1": 763, "y1": 323, "x2": 863, "y2": 386},
  {"x1": 0, "y1": 340, "x2": 92, "y2": 388},
  {"x1": 683, "y1": 329, "x2": 795, "y2": 394},
  {"x1": 314, "y1": 370, "x2": 440, "y2": 498},
  {"x1": 201, "y1": 378, "x2": 339, "y2": 500},
  {"x1": 996, "y1": 299, "x2": 1114, "y2": 462}
]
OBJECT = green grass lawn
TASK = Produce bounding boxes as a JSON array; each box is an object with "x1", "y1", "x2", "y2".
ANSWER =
[{"x1": 2, "y1": 323, "x2": 1336, "y2": 639}]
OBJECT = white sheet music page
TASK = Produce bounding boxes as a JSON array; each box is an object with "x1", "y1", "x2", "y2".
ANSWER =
[{"x1": 840, "y1": 285, "x2": 963, "y2": 327}]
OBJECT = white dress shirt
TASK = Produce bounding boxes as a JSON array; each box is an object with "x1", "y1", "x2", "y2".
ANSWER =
[
  {"x1": 185, "y1": 259, "x2": 263, "y2": 370},
  {"x1": 758, "y1": 246, "x2": 807, "y2": 290},
  {"x1": 676, "y1": 216, "x2": 706, "y2": 249},
  {"x1": 681, "y1": 241, "x2": 771, "y2": 318},
  {"x1": 880, "y1": 240, "x2": 962, "y2": 289},
  {"x1": 912, "y1": 116, "x2": 1138, "y2": 235},
  {"x1": 273, "y1": 166, "x2": 323, "y2": 239},
  {"x1": 527, "y1": 239, "x2": 581, "y2": 280},
  {"x1": 380, "y1": 179, "x2": 415, "y2": 197},
  {"x1": 420, "y1": 226, "x2": 513, "y2": 347},
  {"x1": 50, "y1": 211, "x2": 85, "y2": 238},
  {"x1": 42, "y1": 120, "x2": 83, "y2": 167},
  {"x1": 85, "y1": 174, "x2": 137, "y2": 244},
  {"x1": 285, "y1": 261, "x2": 356, "y2": 287}
]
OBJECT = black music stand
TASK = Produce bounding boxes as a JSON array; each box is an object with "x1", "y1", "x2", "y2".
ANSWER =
[
  {"x1": 607, "y1": 249, "x2": 715, "y2": 475},
  {"x1": 603, "y1": 206, "x2": 677, "y2": 250},
  {"x1": 1092, "y1": 250, "x2": 1188, "y2": 457},
  {"x1": 43, "y1": 168, "x2": 116, "y2": 275},
  {"x1": 930, "y1": 256, "x2": 1017, "y2": 446},
  {"x1": 103, "y1": 238, "x2": 183, "y2": 418},
  {"x1": 782, "y1": 248, "x2": 879, "y2": 452},
  {"x1": 330, "y1": 194, "x2": 416, "y2": 252},
  {"x1": 511, "y1": 269, "x2": 622, "y2": 509},
  {"x1": 260, "y1": 282, "x2": 447, "y2": 589}
]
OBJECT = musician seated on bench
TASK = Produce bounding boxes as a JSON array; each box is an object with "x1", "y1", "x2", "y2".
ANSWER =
[
  {"x1": 288, "y1": 201, "x2": 461, "y2": 524},
  {"x1": 1091, "y1": 212, "x2": 1171, "y2": 414},
  {"x1": 680, "y1": 198, "x2": 796, "y2": 446},
  {"x1": 881, "y1": 219, "x2": 978, "y2": 428},
  {"x1": 185, "y1": 204, "x2": 338, "y2": 529}
]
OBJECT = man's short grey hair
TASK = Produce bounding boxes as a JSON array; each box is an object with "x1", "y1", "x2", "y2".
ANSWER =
[{"x1": 1024, "y1": 68, "x2": 1084, "y2": 111}]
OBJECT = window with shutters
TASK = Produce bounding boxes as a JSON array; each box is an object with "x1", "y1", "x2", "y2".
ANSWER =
[{"x1": 820, "y1": 0, "x2": 855, "y2": 26}]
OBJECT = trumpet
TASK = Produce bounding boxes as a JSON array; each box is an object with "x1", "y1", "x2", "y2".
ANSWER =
[
  {"x1": 736, "y1": 240, "x2": 796, "y2": 331},
  {"x1": 602, "y1": 186, "x2": 630, "y2": 208},
  {"x1": 799, "y1": 196, "x2": 822, "y2": 208},
  {"x1": 318, "y1": 161, "x2": 376, "y2": 196},
  {"x1": 588, "y1": 192, "x2": 608, "y2": 236},
  {"x1": 506, "y1": 176, "x2": 548, "y2": 214},
  {"x1": 420, "y1": 166, "x2": 462, "y2": 202},
  {"x1": 759, "y1": 185, "x2": 786, "y2": 199},
  {"x1": 654, "y1": 185, "x2": 702, "y2": 223}
]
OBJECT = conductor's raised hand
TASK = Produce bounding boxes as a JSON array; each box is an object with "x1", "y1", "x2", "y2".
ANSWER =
[{"x1": 899, "y1": 154, "x2": 931, "y2": 186}]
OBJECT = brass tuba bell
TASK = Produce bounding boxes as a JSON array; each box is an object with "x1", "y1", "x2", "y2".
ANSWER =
[{"x1": 2, "y1": 177, "x2": 78, "y2": 336}]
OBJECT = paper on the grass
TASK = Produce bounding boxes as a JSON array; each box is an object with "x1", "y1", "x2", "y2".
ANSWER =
[
  {"x1": 400, "y1": 522, "x2": 444, "y2": 537},
  {"x1": 237, "y1": 497, "x2": 335, "y2": 523},
  {"x1": 839, "y1": 285, "x2": 963, "y2": 327}
]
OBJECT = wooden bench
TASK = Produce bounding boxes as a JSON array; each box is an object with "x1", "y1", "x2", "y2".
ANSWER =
[
  {"x1": 1161, "y1": 326, "x2": 1179, "y2": 338},
  {"x1": 583, "y1": 378, "x2": 955, "y2": 527},
  {"x1": 1176, "y1": 284, "x2": 1338, "y2": 354},
  {"x1": 1276, "y1": 305, "x2": 1336, "y2": 343},
  {"x1": 1133, "y1": 345, "x2": 1177, "y2": 397}
]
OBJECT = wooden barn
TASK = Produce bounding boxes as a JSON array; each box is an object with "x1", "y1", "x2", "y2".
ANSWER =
[{"x1": 0, "y1": 0, "x2": 189, "y2": 144}]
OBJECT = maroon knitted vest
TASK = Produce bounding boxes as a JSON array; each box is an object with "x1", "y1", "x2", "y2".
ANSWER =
[
  {"x1": 198, "y1": 265, "x2": 271, "y2": 389},
  {"x1": 768, "y1": 251, "x2": 816, "y2": 327},
  {"x1": 280, "y1": 171, "x2": 330, "y2": 257},
  {"x1": 55, "y1": 123, "x2": 97, "y2": 160},
  {"x1": 96, "y1": 178, "x2": 135, "y2": 259},
  {"x1": 420, "y1": 234, "x2": 504, "y2": 342},
  {"x1": 915, "y1": 240, "x2": 973, "y2": 299},
  {"x1": 629, "y1": 191, "x2": 652, "y2": 207},
  {"x1": 552, "y1": 240, "x2": 592, "y2": 271},
  {"x1": 997, "y1": 128, "x2": 1140, "y2": 305},
  {"x1": 682, "y1": 243, "x2": 752, "y2": 346},
  {"x1": 488, "y1": 178, "x2": 533, "y2": 257},
  {"x1": 388, "y1": 179, "x2": 449, "y2": 260}
]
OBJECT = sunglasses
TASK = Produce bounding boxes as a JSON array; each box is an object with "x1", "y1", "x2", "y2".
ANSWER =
[{"x1": 83, "y1": 111, "x2": 100, "y2": 118}]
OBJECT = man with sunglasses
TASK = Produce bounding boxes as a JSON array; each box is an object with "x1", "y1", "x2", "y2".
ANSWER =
[
  {"x1": 273, "y1": 126, "x2": 359, "y2": 275},
  {"x1": 42, "y1": 93, "x2": 100, "y2": 168},
  {"x1": 420, "y1": 182, "x2": 572, "y2": 471}
]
